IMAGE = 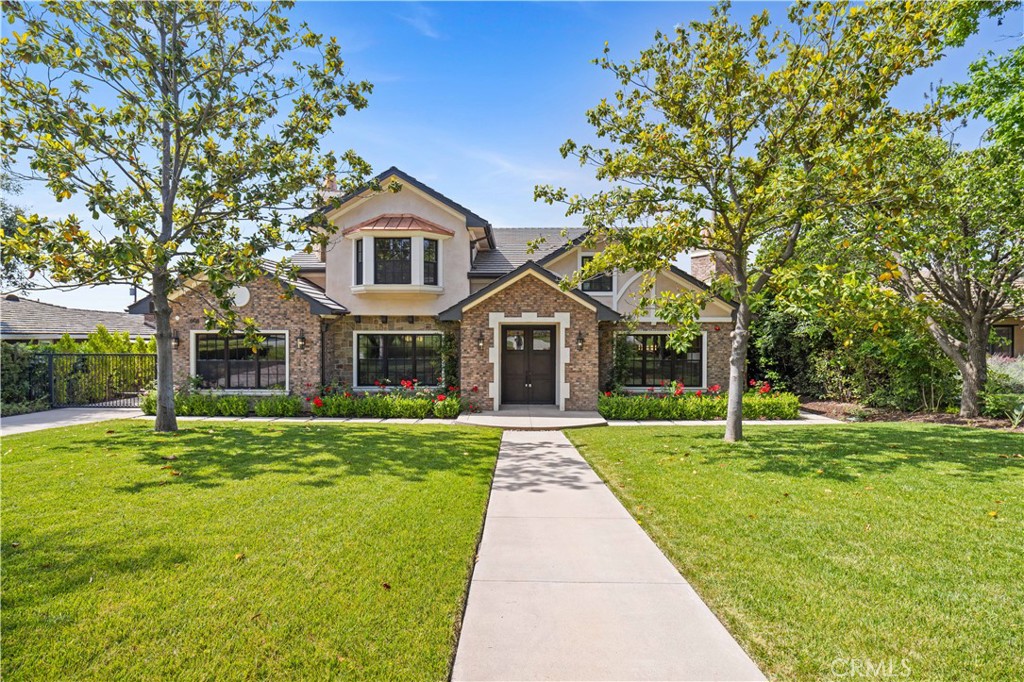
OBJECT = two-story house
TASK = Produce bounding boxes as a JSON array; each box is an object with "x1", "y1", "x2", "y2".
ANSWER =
[{"x1": 163, "y1": 167, "x2": 738, "y2": 411}]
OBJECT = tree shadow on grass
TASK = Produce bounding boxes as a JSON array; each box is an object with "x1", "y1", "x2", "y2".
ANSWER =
[
  {"x1": 42, "y1": 423, "x2": 502, "y2": 493},
  {"x1": 650, "y1": 424, "x2": 1024, "y2": 483}
]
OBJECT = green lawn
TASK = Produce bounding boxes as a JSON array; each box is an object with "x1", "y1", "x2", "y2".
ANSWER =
[
  {"x1": 568, "y1": 423, "x2": 1023, "y2": 681},
  {"x1": 1, "y1": 421, "x2": 501, "y2": 681}
]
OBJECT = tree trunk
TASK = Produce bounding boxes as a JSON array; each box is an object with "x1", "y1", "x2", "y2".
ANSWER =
[
  {"x1": 152, "y1": 273, "x2": 178, "y2": 432},
  {"x1": 959, "y1": 323, "x2": 989, "y2": 419},
  {"x1": 724, "y1": 300, "x2": 752, "y2": 442}
]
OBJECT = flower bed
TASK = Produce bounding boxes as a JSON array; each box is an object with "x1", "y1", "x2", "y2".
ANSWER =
[
  {"x1": 598, "y1": 381, "x2": 800, "y2": 420},
  {"x1": 140, "y1": 378, "x2": 466, "y2": 419}
]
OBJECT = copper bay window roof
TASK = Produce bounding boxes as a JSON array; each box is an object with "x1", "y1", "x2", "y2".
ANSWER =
[{"x1": 342, "y1": 213, "x2": 456, "y2": 237}]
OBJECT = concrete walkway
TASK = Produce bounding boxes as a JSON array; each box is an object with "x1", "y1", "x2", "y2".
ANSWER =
[
  {"x1": 458, "y1": 405, "x2": 608, "y2": 430},
  {"x1": 1, "y1": 407, "x2": 142, "y2": 436},
  {"x1": 452, "y1": 430, "x2": 765, "y2": 681}
]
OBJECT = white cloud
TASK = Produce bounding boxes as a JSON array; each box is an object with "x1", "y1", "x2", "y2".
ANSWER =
[{"x1": 394, "y1": 4, "x2": 442, "y2": 40}]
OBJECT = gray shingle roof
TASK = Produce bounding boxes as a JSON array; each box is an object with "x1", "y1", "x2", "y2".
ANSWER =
[
  {"x1": 1, "y1": 294, "x2": 155, "y2": 339},
  {"x1": 470, "y1": 227, "x2": 588, "y2": 277},
  {"x1": 290, "y1": 251, "x2": 326, "y2": 270}
]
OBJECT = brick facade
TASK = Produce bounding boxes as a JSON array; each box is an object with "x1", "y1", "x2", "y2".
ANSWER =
[
  {"x1": 169, "y1": 276, "x2": 324, "y2": 393},
  {"x1": 459, "y1": 273, "x2": 600, "y2": 411},
  {"x1": 322, "y1": 315, "x2": 448, "y2": 387}
]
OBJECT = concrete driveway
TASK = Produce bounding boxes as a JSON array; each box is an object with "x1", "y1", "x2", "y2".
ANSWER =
[{"x1": 1, "y1": 407, "x2": 142, "y2": 436}]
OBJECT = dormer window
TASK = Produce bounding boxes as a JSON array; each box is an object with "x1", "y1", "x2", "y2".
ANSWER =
[
  {"x1": 581, "y1": 255, "x2": 613, "y2": 293},
  {"x1": 375, "y1": 237, "x2": 412, "y2": 284}
]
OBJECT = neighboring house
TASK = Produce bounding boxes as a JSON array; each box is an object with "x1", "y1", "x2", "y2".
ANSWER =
[
  {"x1": 991, "y1": 318, "x2": 1022, "y2": 357},
  {"x1": 155, "y1": 167, "x2": 739, "y2": 411},
  {"x1": 0, "y1": 293, "x2": 154, "y2": 343}
]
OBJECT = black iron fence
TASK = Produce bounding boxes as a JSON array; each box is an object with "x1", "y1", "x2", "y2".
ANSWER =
[{"x1": 46, "y1": 353, "x2": 157, "y2": 408}]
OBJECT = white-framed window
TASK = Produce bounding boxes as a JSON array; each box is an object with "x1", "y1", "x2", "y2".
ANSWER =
[
  {"x1": 579, "y1": 252, "x2": 614, "y2": 293},
  {"x1": 353, "y1": 331, "x2": 443, "y2": 387},
  {"x1": 354, "y1": 238, "x2": 364, "y2": 285},
  {"x1": 615, "y1": 331, "x2": 706, "y2": 388},
  {"x1": 191, "y1": 330, "x2": 289, "y2": 391}
]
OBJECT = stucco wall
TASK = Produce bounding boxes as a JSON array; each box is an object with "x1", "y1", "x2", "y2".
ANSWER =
[
  {"x1": 169, "y1": 276, "x2": 323, "y2": 393},
  {"x1": 321, "y1": 180, "x2": 474, "y2": 316},
  {"x1": 459, "y1": 272, "x2": 600, "y2": 411}
]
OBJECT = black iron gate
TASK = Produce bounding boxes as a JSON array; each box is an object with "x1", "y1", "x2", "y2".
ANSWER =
[{"x1": 47, "y1": 353, "x2": 157, "y2": 408}]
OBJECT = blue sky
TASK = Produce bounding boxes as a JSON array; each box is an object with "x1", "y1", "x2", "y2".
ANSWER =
[{"x1": 13, "y1": 1, "x2": 1022, "y2": 311}]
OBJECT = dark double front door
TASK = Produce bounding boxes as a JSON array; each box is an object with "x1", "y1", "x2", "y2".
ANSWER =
[{"x1": 501, "y1": 326, "x2": 556, "y2": 405}]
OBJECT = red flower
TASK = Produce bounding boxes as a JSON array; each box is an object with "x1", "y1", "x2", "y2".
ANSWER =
[
  {"x1": 749, "y1": 378, "x2": 757, "y2": 386},
  {"x1": 448, "y1": 385, "x2": 457, "y2": 392},
  {"x1": 313, "y1": 397, "x2": 324, "y2": 408},
  {"x1": 696, "y1": 390, "x2": 703, "y2": 397},
  {"x1": 374, "y1": 379, "x2": 381, "y2": 387},
  {"x1": 437, "y1": 394, "x2": 447, "y2": 402},
  {"x1": 709, "y1": 384, "x2": 720, "y2": 393},
  {"x1": 604, "y1": 391, "x2": 612, "y2": 397},
  {"x1": 343, "y1": 392, "x2": 352, "y2": 398},
  {"x1": 674, "y1": 387, "x2": 684, "y2": 396},
  {"x1": 471, "y1": 385, "x2": 479, "y2": 392},
  {"x1": 759, "y1": 383, "x2": 771, "y2": 394},
  {"x1": 714, "y1": 325, "x2": 721, "y2": 331},
  {"x1": 325, "y1": 386, "x2": 332, "y2": 393},
  {"x1": 305, "y1": 397, "x2": 311, "y2": 402}
]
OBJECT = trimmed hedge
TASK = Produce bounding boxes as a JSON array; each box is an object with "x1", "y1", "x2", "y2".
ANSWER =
[
  {"x1": 311, "y1": 393, "x2": 451, "y2": 419},
  {"x1": 253, "y1": 395, "x2": 304, "y2": 417},
  {"x1": 597, "y1": 392, "x2": 800, "y2": 421}
]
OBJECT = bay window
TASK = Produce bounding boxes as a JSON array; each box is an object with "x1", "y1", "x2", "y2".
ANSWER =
[
  {"x1": 424, "y1": 238, "x2": 439, "y2": 286},
  {"x1": 194, "y1": 332, "x2": 287, "y2": 390},
  {"x1": 619, "y1": 333, "x2": 703, "y2": 387},
  {"x1": 356, "y1": 333, "x2": 442, "y2": 386},
  {"x1": 374, "y1": 238, "x2": 412, "y2": 284}
]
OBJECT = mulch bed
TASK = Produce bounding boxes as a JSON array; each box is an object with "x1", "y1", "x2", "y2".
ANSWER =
[{"x1": 800, "y1": 400, "x2": 1015, "y2": 431}]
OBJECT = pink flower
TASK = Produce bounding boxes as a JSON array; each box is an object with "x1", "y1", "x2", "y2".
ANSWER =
[{"x1": 749, "y1": 378, "x2": 757, "y2": 387}]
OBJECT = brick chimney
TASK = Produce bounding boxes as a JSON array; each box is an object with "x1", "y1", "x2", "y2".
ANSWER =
[{"x1": 689, "y1": 249, "x2": 729, "y2": 283}]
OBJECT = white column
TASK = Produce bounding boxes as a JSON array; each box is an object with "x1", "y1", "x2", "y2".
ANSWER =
[
  {"x1": 363, "y1": 236, "x2": 374, "y2": 285},
  {"x1": 412, "y1": 235, "x2": 424, "y2": 285}
]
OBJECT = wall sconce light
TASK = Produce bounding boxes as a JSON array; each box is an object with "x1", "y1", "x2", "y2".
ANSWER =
[
  {"x1": 476, "y1": 330, "x2": 485, "y2": 351},
  {"x1": 576, "y1": 330, "x2": 585, "y2": 351},
  {"x1": 171, "y1": 331, "x2": 180, "y2": 350},
  {"x1": 407, "y1": 315, "x2": 414, "y2": 324},
  {"x1": 297, "y1": 329, "x2": 307, "y2": 349},
  {"x1": 380, "y1": 315, "x2": 388, "y2": 324},
  {"x1": 354, "y1": 315, "x2": 361, "y2": 323}
]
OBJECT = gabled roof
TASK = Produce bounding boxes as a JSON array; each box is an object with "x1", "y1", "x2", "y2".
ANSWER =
[
  {"x1": 315, "y1": 166, "x2": 495, "y2": 247},
  {"x1": 2, "y1": 294, "x2": 155, "y2": 339},
  {"x1": 290, "y1": 251, "x2": 326, "y2": 271},
  {"x1": 343, "y1": 213, "x2": 455, "y2": 237},
  {"x1": 438, "y1": 261, "x2": 620, "y2": 322},
  {"x1": 470, "y1": 227, "x2": 588, "y2": 278},
  {"x1": 127, "y1": 261, "x2": 348, "y2": 317}
]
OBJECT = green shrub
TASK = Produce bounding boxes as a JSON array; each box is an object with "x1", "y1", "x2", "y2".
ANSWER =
[
  {"x1": 1, "y1": 344, "x2": 48, "y2": 405},
  {"x1": 216, "y1": 395, "x2": 250, "y2": 417},
  {"x1": 175, "y1": 392, "x2": 220, "y2": 416},
  {"x1": 311, "y1": 395, "x2": 357, "y2": 418},
  {"x1": 386, "y1": 395, "x2": 434, "y2": 419},
  {"x1": 981, "y1": 393, "x2": 1024, "y2": 419},
  {"x1": 432, "y1": 396, "x2": 461, "y2": 419},
  {"x1": 0, "y1": 398, "x2": 50, "y2": 417},
  {"x1": 253, "y1": 394, "x2": 304, "y2": 417},
  {"x1": 140, "y1": 390, "x2": 156, "y2": 415},
  {"x1": 597, "y1": 392, "x2": 800, "y2": 421}
]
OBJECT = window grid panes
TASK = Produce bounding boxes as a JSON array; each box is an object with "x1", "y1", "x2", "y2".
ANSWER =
[
  {"x1": 357, "y1": 334, "x2": 442, "y2": 386},
  {"x1": 620, "y1": 334, "x2": 702, "y2": 387},
  {"x1": 424, "y1": 238, "x2": 438, "y2": 285},
  {"x1": 195, "y1": 333, "x2": 286, "y2": 390},
  {"x1": 990, "y1": 326, "x2": 1014, "y2": 355},
  {"x1": 355, "y1": 239, "x2": 363, "y2": 285},
  {"x1": 580, "y1": 255, "x2": 613, "y2": 292},
  {"x1": 374, "y1": 238, "x2": 412, "y2": 284}
]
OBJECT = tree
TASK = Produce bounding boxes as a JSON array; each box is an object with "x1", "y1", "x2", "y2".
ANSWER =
[
  {"x1": 797, "y1": 132, "x2": 1024, "y2": 417},
  {"x1": 1, "y1": 1, "x2": 372, "y2": 431},
  {"x1": 0, "y1": 171, "x2": 28, "y2": 289},
  {"x1": 537, "y1": 0, "x2": 970, "y2": 441}
]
